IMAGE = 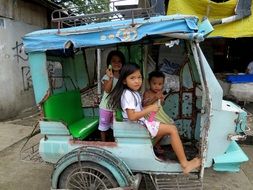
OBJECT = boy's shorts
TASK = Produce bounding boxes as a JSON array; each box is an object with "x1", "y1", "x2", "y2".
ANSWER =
[{"x1": 98, "y1": 108, "x2": 113, "y2": 131}]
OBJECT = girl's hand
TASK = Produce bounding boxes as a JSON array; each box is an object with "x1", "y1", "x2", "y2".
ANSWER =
[
  {"x1": 106, "y1": 68, "x2": 113, "y2": 78},
  {"x1": 147, "y1": 104, "x2": 159, "y2": 113}
]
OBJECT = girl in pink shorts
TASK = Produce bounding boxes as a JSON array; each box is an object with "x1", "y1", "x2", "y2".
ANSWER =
[{"x1": 98, "y1": 50, "x2": 125, "y2": 141}]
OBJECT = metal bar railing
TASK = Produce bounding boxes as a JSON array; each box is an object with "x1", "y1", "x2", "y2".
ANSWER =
[{"x1": 51, "y1": 0, "x2": 157, "y2": 29}]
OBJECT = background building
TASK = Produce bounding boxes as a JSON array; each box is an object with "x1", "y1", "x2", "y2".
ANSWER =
[{"x1": 0, "y1": 0, "x2": 60, "y2": 120}]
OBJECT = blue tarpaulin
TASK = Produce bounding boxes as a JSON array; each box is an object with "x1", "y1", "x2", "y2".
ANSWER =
[
  {"x1": 226, "y1": 74, "x2": 253, "y2": 83},
  {"x1": 23, "y1": 15, "x2": 203, "y2": 53}
]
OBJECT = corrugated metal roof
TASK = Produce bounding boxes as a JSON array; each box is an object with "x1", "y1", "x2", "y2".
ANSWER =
[{"x1": 23, "y1": 0, "x2": 61, "y2": 10}]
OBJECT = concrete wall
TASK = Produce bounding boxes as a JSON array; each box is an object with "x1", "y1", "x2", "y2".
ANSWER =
[
  {"x1": 0, "y1": 0, "x2": 49, "y2": 27},
  {"x1": 0, "y1": 0, "x2": 52, "y2": 120}
]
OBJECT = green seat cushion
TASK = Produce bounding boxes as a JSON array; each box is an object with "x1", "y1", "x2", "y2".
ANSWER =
[
  {"x1": 43, "y1": 90, "x2": 99, "y2": 140},
  {"x1": 43, "y1": 90, "x2": 83, "y2": 125},
  {"x1": 115, "y1": 109, "x2": 123, "y2": 122},
  {"x1": 69, "y1": 116, "x2": 99, "y2": 140}
]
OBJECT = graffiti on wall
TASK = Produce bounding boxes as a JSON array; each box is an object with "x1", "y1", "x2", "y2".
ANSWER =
[
  {"x1": 21, "y1": 66, "x2": 33, "y2": 91},
  {"x1": 12, "y1": 41, "x2": 28, "y2": 63},
  {"x1": 12, "y1": 41, "x2": 32, "y2": 91},
  {"x1": 12, "y1": 41, "x2": 64, "y2": 91}
]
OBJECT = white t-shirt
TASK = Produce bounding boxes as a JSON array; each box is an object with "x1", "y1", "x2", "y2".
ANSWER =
[
  {"x1": 121, "y1": 89, "x2": 160, "y2": 138},
  {"x1": 121, "y1": 89, "x2": 144, "y2": 121},
  {"x1": 247, "y1": 61, "x2": 253, "y2": 74}
]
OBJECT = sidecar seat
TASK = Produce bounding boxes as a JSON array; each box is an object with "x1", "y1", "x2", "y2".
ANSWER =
[
  {"x1": 114, "y1": 109, "x2": 151, "y2": 136},
  {"x1": 114, "y1": 109, "x2": 170, "y2": 146},
  {"x1": 42, "y1": 90, "x2": 98, "y2": 140}
]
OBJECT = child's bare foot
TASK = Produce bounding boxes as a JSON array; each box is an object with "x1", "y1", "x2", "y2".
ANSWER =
[{"x1": 182, "y1": 158, "x2": 201, "y2": 174}]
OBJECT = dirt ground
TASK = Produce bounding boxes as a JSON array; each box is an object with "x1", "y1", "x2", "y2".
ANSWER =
[{"x1": 0, "y1": 140, "x2": 52, "y2": 190}]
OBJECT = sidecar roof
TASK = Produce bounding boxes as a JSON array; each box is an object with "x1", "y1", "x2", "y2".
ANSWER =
[{"x1": 23, "y1": 14, "x2": 203, "y2": 53}]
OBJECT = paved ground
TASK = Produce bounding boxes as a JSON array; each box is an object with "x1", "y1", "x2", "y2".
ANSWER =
[
  {"x1": 204, "y1": 145, "x2": 253, "y2": 190},
  {"x1": 0, "y1": 139, "x2": 53, "y2": 190},
  {"x1": 0, "y1": 104, "x2": 252, "y2": 190}
]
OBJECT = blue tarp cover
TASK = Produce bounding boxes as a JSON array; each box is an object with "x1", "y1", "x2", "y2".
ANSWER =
[
  {"x1": 23, "y1": 15, "x2": 201, "y2": 53},
  {"x1": 226, "y1": 74, "x2": 253, "y2": 84}
]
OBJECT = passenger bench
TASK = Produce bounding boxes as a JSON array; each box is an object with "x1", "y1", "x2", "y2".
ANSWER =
[{"x1": 42, "y1": 90, "x2": 98, "y2": 140}]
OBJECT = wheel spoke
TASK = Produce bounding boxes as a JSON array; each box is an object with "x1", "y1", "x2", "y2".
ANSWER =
[
  {"x1": 72, "y1": 173, "x2": 83, "y2": 184},
  {"x1": 78, "y1": 171, "x2": 89, "y2": 188},
  {"x1": 68, "y1": 173, "x2": 86, "y2": 189},
  {"x1": 76, "y1": 172, "x2": 87, "y2": 188},
  {"x1": 68, "y1": 180, "x2": 84, "y2": 190},
  {"x1": 88, "y1": 171, "x2": 93, "y2": 187},
  {"x1": 93, "y1": 177, "x2": 102, "y2": 190},
  {"x1": 79, "y1": 168, "x2": 88, "y2": 187},
  {"x1": 75, "y1": 172, "x2": 85, "y2": 185},
  {"x1": 94, "y1": 180, "x2": 105, "y2": 190}
]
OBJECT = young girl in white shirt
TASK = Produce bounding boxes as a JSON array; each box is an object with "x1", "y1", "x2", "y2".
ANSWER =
[{"x1": 108, "y1": 62, "x2": 201, "y2": 174}]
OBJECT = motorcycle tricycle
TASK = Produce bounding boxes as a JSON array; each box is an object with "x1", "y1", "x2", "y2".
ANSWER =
[{"x1": 22, "y1": 1, "x2": 249, "y2": 189}]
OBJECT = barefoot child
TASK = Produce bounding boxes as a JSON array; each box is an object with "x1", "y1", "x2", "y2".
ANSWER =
[
  {"x1": 108, "y1": 63, "x2": 200, "y2": 174},
  {"x1": 143, "y1": 70, "x2": 175, "y2": 154},
  {"x1": 98, "y1": 50, "x2": 125, "y2": 141}
]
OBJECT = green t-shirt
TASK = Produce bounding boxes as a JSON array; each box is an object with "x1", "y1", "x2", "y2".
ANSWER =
[{"x1": 99, "y1": 75, "x2": 118, "y2": 111}]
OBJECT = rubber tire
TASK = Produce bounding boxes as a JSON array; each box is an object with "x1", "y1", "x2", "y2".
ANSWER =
[{"x1": 58, "y1": 161, "x2": 119, "y2": 189}]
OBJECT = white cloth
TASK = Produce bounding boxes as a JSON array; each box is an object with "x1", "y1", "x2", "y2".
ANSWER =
[
  {"x1": 247, "y1": 61, "x2": 253, "y2": 74},
  {"x1": 121, "y1": 89, "x2": 144, "y2": 121}
]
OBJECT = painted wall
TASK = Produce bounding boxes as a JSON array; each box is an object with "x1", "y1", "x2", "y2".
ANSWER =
[
  {"x1": 0, "y1": 18, "x2": 41, "y2": 120},
  {"x1": 0, "y1": 0, "x2": 52, "y2": 120}
]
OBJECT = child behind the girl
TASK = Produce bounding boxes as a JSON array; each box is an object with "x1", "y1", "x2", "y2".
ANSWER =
[
  {"x1": 108, "y1": 63, "x2": 201, "y2": 174},
  {"x1": 143, "y1": 70, "x2": 174, "y2": 154},
  {"x1": 98, "y1": 50, "x2": 125, "y2": 141},
  {"x1": 143, "y1": 70, "x2": 174, "y2": 125}
]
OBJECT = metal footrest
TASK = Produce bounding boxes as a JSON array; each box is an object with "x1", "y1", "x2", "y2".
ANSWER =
[
  {"x1": 20, "y1": 142, "x2": 43, "y2": 163},
  {"x1": 20, "y1": 127, "x2": 44, "y2": 163},
  {"x1": 152, "y1": 173, "x2": 203, "y2": 190}
]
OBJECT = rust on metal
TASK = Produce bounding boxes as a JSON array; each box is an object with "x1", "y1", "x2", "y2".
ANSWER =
[{"x1": 70, "y1": 140, "x2": 118, "y2": 147}]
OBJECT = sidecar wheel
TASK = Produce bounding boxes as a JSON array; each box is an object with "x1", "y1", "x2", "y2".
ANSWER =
[{"x1": 58, "y1": 161, "x2": 118, "y2": 189}]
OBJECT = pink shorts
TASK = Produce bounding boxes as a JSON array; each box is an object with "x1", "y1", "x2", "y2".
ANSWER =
[
  {"x1": 143, "y1": 120, "x2": 160, "y2": 138},
  {"x1": 98, "y1": 108, "x2": 113, "y2": 131}
]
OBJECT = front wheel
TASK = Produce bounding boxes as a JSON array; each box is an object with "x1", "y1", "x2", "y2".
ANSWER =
[{"x1": 58, "y1": 161, "x2": 119, "y2": 189}]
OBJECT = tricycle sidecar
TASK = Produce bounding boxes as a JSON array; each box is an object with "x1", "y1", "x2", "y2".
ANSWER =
[{"x1": 22, "y1": 2, "x2": 249, "y2": 189}]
